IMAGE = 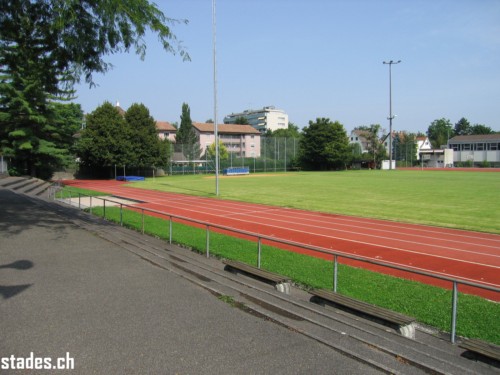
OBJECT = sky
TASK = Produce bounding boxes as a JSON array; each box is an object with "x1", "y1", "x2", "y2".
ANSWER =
[{"x1": 73, "y1": 0, "x2": 500, "y2": 134}]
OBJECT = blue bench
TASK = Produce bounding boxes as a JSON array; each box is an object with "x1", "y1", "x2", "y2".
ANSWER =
[{"x1": 223, "y1": 167, "x2": 249, "y2": 176}]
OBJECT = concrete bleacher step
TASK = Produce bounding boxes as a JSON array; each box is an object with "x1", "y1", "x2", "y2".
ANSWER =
[
  {"x1": 22, "y1": 195, "x2": 500, "y2": 375},
  {"x1": 0, "y1": 176, "x2": 29, "y2": 188},
  {"x1": 0, "y1": 176, "x2": 52, "y2": 197},
  {"x1": 24, "y1": 179, "x2": 48, "y2": 194},
  {"x1": 11, "y1": 178, "x2": 38, "y2": 191},
  {"x1": 28, "y1": 181, "x2": 51, "y2": 196}
]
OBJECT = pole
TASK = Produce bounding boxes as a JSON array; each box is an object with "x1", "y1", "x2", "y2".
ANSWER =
[
  {"x1": 383, "y1": 60, "x2": 401, "y2": 170},
  {"x1": 451, "y1": 281, "x2": 458, "y2": 343},
  {"x1": 212, "y1": 0, "x2": 219, "y2": 196}
]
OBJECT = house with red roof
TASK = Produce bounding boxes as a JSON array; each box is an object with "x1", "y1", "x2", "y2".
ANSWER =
[
  {"x1": 156, "y1": 121, "x2": 177, "y2": 142},
  {"x1": 192, "y1": 123, "x2": 261, "y2": 158}
]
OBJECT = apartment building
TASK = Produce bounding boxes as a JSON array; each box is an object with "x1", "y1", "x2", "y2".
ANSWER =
[{"x1": 224, "y1": 106, "x2": 288, "y2": 133}]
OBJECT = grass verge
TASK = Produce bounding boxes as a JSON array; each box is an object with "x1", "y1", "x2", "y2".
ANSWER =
[{"x1": 90, "y1": 205, "x2": 500, "y2": 345}]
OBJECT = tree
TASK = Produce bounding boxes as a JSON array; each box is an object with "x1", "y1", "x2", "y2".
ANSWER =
[
  {"x1": 1, "y1": 0, "x2": 189, "y2": 89},
  {"x1": 0, "y1": 0, "x2": 188, "y2": 178},
  {"x1": 75, "y1": 102, "x2": 130, "y2": 175},
  {"x1": 427, "y1": 118, "x2": 454, "y2": 148},
  {"x1": 454, "y1": 118, "x2": 471, "y2": 136},
  {"x1": 271, "y1": 123, "x2": 301, "y2": 139},
  {"x1": 394, "y1": 132, "x2": 418, "y2": 166},
  {"x1": 470, "y1": 124, "x2": 493, "y2": 135},
  {"x1": 51, "y1": 103, "x2": 84, "y2": 153},
  {"x1": 175, "y1": 103, "x2": 199, "y2": 161},
  {"x1": 206, "y1": 140, "x2": 228, "y2": 160},
  {"x1": 355, "y1": 124, "x2": 387, "y2": 167},
  {"x1": 299, "y1": 118, "x2": 350, "y2": 170},
  {"x1": 233, "y1": 116, "x2": 249, "y2": 125},
  {"x1": 125, "y1": 103, "x2": 167, "y2": 168}
]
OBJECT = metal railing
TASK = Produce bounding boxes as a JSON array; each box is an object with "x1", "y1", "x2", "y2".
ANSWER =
[{"x1": 48, "y1": 186, "x2": 500, "y2": 343}]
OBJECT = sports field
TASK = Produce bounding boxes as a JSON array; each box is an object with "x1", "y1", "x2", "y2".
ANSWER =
[{"x1": 137, "y1": 170, "x2": 500, "y2": 234}]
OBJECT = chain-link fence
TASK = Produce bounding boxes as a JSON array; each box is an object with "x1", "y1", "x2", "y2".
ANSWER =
[{"x1": 169, "y1": 137, "x2": 300, "y2": 175}]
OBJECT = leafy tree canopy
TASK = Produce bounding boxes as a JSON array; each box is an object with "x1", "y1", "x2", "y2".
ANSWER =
[
  {"x1": 76, "y1": 102, "x2": 129, "y2": 168},
  {"x1": 394, "y1": 132, "x2": 418, "y2": 165},
  {"x1": 175, "y1": 102, "x2": 199, "y2": 160},
  {"x1": 454, "y1": 118, "x2": 471, "y2": 136},
  {"x1": 206, "y1": 140, "x2": 228, "y2": 161},
  {"x1": 125, "y1": 103, "x2": 167, "y2": 168},
  {"x1": 233, "y1": 116, "x2": 249, "y2": 125},
  {"x1": 1, "y1": 0, "x2": 189, "y2": 90},
  {"x1": 299, "y1": 118, "x2": 350, "y2": 170},
  {"x1": 0, "y1": 0, "x2": 188, "y2": 178},
  {"x1": 470, "y1": 124, "x2": 494, "y2": 135},
  {"x1": 271, "y1": 123, "x2": 301, "y2": 139},
  {"x1": 354, "y1": 124, "x2": 387, "y2": 165},
  {"x1": 76, "y1": 102, "x2": 170, "y2": 177},
  {"x1": 427, "y1": 118, "x2": 453, "y2": 148}
]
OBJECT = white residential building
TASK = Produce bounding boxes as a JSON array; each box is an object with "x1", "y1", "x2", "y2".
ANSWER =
[
  {"x1": 224, "y1": 106, "x2": 288, "y2": 133},
  {"x1": 415, "y1": 136, "x2": 432, "y2": 160},
  {"x1": 349, "y1": 130, "x2": 370, "y2": 153}
]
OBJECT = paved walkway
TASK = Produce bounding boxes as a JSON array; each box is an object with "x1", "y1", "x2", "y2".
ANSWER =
[{"x1": 0, "y1": 189, "x2": 376, "y2": 374}]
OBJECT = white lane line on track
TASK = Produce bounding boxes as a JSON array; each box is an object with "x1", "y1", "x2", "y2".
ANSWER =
[
  {"x1": 139, "y1": 198, "x2": 500, "y2": 260},
  {"x1": 252, "y1": 213, "x2": 500, "y2": 251},
  {"x1": 117, "y1": 185, "x2": 500, "y2": 244},
  {"x1": 68, "y1": 183, "x2": 500, "y2": 267},
  {"x1": 233, "y1": 210, "x2": 500, "y2": 257},
  {"x1": 283, "y1": 210, "x2": 500, "y2": 243},
  {"x1": 137, "y1": 201, "x2": 500, "y2": 271}
]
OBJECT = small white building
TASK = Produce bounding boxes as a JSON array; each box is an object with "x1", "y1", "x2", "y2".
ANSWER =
[
  {"x1": 419, "y1": 149, "x2": 454, "y2": 168},
  {"x1": 224, "y1": 106, "x2": 288, "y2": 133},
  {"x1": 416, "y1": 136, "x2": 432, "y2": 160}
]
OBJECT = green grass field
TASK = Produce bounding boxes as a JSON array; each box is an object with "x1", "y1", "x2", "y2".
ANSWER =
[{"x1": 131, "y1": 170, "x2": 500, "y2": 234}]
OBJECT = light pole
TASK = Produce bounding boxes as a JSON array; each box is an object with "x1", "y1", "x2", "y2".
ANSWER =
[
  {"x1": 383, "y1": 60, "x2": 401, "y2": 170},
  {"x1": 212, "y1": 0, "x2": 219, "y2": 195}
]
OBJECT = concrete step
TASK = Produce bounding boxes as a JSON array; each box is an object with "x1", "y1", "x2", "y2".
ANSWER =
[
  {"x1": 0, "y1": 176, "x2": 28, "y2": 188},
  {"x1": 0, "y1": 176, "x2": 52, "y2": 198},
  {"x1": 11, "y1": 178, "x2": 38, "y2": 191},
  {"x1": 28, "y1": 181, "x2": 52, "y2": 197}
]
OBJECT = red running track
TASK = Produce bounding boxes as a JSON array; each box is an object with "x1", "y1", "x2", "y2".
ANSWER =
[{"x1": 64, "y1": 180, "x2": 500, "y2": 301}]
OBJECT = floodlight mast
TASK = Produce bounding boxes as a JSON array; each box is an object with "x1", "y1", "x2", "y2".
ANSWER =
[
  {"x1": 212, "y1": 0, "x2": 219, "y2": 195},
  {"x1": 383, "y1": 60, "x2": 401, "y2": 170}
]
